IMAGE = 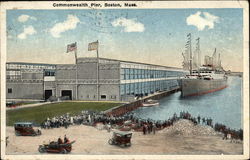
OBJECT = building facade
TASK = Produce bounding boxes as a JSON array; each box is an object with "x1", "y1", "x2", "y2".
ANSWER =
[
  {"x1": 6, "y1": 58, "x2": 186, "y2": 102},
  {"x1": 6, "y1": 62, "x2": 56, "y2": 100}
]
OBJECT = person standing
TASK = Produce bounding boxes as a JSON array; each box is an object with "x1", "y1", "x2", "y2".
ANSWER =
[
  {"x1": 145, "y1": 124, "x2": 149, "y2": 134},
  {"x1": 6, "y1": 136, "x2": 9, "y2": 147},
  {"x1": 152, "y1": 123, "x2": 156, "y2": 134},
  {"x1": 88, "y1": 114, "x2": 92, "y2": 124},
  {"x1": 197, "y1": 115, "x2": 201, "y2": 124},
  {"x1": 143, "y1": 124, "x2": 146, "y2": 135}
]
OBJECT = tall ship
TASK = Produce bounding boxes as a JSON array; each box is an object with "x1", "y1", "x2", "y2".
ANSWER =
[{"x1": 180, "y1": 33, "x2": 228, "y2": 97}]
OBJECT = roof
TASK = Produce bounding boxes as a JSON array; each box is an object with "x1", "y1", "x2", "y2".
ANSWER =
[
  {"x1": 78, "y1": 57, "x2": 183, "y2": 71},
  {"x1": 7, "y1": 62, "x2": 56, "y2": 66},
  {"x1": 7, "y1": 57, "x2": 183, "y2": 71},
  {"x1": 113, "y1": 130, "x2": 132, "y2": 135}
]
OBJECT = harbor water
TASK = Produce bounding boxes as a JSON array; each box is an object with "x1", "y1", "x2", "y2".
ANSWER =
[{"x1": 132, "y1": 76, "x2": 243, "y2": 130}]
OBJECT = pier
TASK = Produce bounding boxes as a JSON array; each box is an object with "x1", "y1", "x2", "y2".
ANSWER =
[{"x1": 104, "y1": 87, "x2": 180, "y2": 116}]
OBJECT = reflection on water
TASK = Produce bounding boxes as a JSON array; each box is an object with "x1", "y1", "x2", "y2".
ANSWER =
[{"x1": 132, "y1": 76, "x2": 242, "y2": 130}]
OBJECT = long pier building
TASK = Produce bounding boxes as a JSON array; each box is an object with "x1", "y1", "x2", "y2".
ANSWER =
[{"x1": 6, "y1": 57, "x2": 185, "y2": 102}]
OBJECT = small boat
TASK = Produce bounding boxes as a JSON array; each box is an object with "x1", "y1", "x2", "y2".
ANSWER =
[{"x1": 142, "y1": 99, "x2": 159, "y2": 107}]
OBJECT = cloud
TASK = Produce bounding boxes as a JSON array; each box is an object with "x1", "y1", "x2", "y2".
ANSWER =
[
  {"x1": 111, "y1": 17, "x2": 145, "y2": 32},
  {"x1": 186, "y1": 11, "x2": 219, "y2": 31},
  {"x1": 17, "y1": 25, "x2": 37, "y2": 39},
  {"x1": 49, "y1": 15, "x2": 80, "y2": 38},
  {"x1": 18, "y1": 15, "x2": 37, "y2": 23}
]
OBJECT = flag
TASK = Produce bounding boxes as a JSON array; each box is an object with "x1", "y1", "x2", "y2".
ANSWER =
[
  {"x1": 67, "y1": 42, "x2": 77, "y2": 53},
  {"x1": 88, "y1": 41, "x2": 98, "y2": 51}
]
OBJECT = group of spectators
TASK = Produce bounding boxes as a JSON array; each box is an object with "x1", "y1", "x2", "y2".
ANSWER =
[
  {"x1": 40, "y1": 110, "x2": 243, "y2": 142},
  {"x1": 179, "y1": 111, "x2": 213, "y2": 127},
  {"x1": 41, "y1": 111, "x2": 132, "y2": 129},
  {"x1": 214, "y1": 123, "x2": 243, "y2": 141},
  {"x1": 142, "y1": 122, "x2": 157, "y2": 135},
  {"x1": 175, "y1": 111, "x2": 243, "y2": 142}
]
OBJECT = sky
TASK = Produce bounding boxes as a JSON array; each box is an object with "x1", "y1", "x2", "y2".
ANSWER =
[{"x1": 7, "y1": 9, "x2": 243, "y2": 72}]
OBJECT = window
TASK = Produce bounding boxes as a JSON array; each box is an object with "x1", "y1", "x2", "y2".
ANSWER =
[
  {"x1": 120, "y1": 68, "x2": 125, "y2": 80},
  {"x1": 44, "y1": 70, "x2": 55, "y2": 76},
  {"x1": 141, "y1": 69, "x2": 145, "y2": 78},
  {"x1": 130, "y1": 69, "x2": 134, "y2": 79},
  {"x1": 45, "y1": 71, "x2": 49, "y2": 76},
  {"x1": 120, "y1": 84, "x2": 125, "y2": 95},
  {"x1": 86, "y1": 95, "x2": 90, "y2": 98},
  {"x1": 101, "y1": 95, "x2": 106, "y2": 99},
  {"x1": 130, "y1": 83, "x2": 135, "y2": 94},
  {"x1": 138, "y1": 69, "x2": 141, "y2": 79},
  {"x1": 134, "y1": 69, "x2": 138, "y2": 79},
  {"x1": 8, "y1": 88, "x2": 12, "y2": 93},
  {"x1": 125, "y1": 68, "x2": 130, "y2": 80},
  {"x1": 126, "y1": 83, "x2": 130, "y2": 94}
]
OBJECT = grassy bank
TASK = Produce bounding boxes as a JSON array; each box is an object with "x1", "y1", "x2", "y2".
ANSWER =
[{"x1": 6, "y1": 102, "x2": 122, "y2": 126}]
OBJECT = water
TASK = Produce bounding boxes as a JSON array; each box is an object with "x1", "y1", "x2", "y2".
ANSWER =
[{"x1": 132, "y1": 76, "x2": 243, "y2": 130}]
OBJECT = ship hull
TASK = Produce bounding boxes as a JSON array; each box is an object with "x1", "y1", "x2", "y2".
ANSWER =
[{"x1": 181, "y1": 78, "x2": 227, "y2": 97}]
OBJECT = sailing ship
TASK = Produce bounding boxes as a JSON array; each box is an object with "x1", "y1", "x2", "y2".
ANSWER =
[{"x1": 180, "y1": 33, "x2": 228, "y2": 97}]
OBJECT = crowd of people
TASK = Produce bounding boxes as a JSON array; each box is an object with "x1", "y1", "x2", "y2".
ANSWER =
[
  {"x1": 40, "y1": 110, "x2": 243, "y2": 142},
  {"x1": 214, "y1": 123, "x2": 243, "y2": 142},
  {"x1": 41, "y1": 111, "x2": 131, "y2": 129}
]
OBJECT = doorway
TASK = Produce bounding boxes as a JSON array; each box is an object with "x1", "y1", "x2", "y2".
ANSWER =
[
  {"x1": 44, "y1": 90, "x2": 52, "y2": 100},
  {"x1": 61, "y1": 90, "x2": 72, "y2": 100}
]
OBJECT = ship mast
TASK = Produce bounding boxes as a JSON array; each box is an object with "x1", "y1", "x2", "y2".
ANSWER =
[
  {"x1": 212, "y1": 48, "x2": 217, "y2": 69},
  {"x1": 187, "y1": 33, "x2": 192, "y2": 75},
  {"x1": 218, "y1": 53, "x2": 221, "y2": 68},
  {"x1": 196, "y1": 37, "x2": 201, "y2": 67}
]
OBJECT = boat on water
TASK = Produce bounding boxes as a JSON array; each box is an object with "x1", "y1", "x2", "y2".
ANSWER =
[
  {"x1": 142, "y1": 99, "x2": 159, "y2": 107},
  {"x1": 180, "y1": 33, "x2": 228, "y2": 97},
  {"x1": 181, "y1": 66, "x2": 228, "y2": 97}
]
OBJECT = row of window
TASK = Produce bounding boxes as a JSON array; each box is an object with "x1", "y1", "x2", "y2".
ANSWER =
[
  {"x1": 192, "y1": 71, "x2": 212, "y2": 73},
  {"x1": 7, "y1": 64, "x2": 55, "y2": 70},
  {"x1": 86, "y1": 94, "x2": 116, "y2": 99},
  {"x1": 6, "y1": 70, "x2": 55, "y2": 79},
  {"x1": 6, "y1": 70, "x2": 21, "y2": 75},
  {"x1": 120, "y1": 80, "x2": 179, "y2": 95},
  {"x1": 6, "y1": 71, "x2": 21, "y2": 80},
  {"x1": 6, "y1": 75, "x2": 21, "y2": 80},
  {"x1": 7, "y1": 71, "x2": 55, "y2": 77},
  {"x1": 120, "y1": 68, "x2": 184, "y2": 80}
]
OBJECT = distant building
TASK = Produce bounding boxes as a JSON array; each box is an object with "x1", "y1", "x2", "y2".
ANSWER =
[{"x1": 6, "y1": 57, "x2": 186, "y2": 102}]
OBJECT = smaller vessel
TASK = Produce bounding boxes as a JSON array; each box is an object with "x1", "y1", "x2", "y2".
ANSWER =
[{"x1": 142, "y1": 99, "x2": 159, "y2": 107}]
